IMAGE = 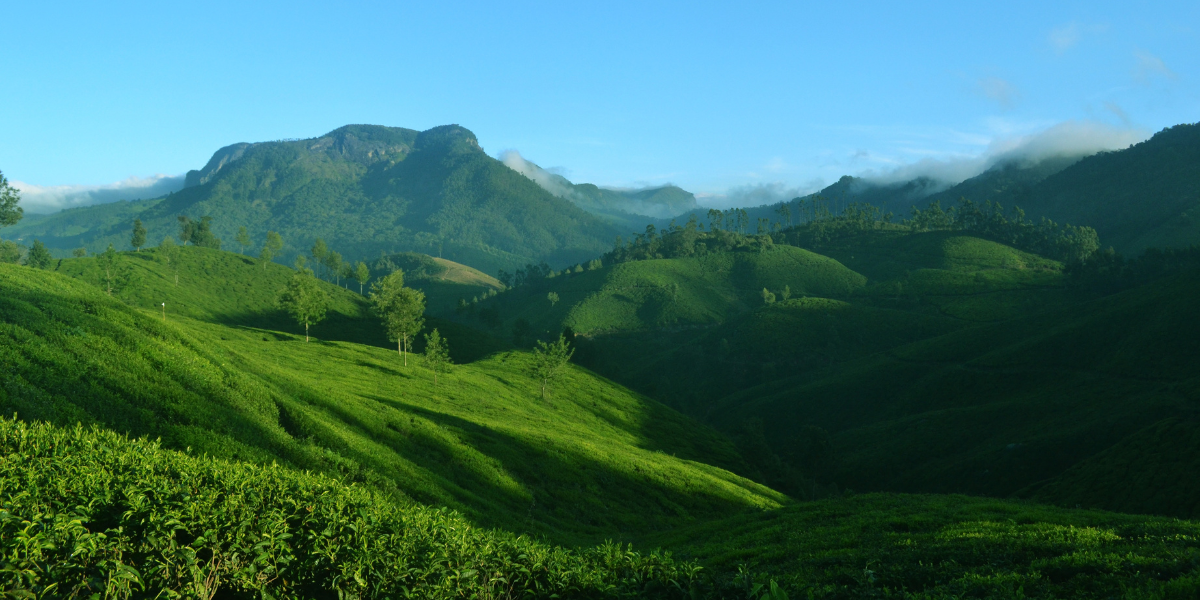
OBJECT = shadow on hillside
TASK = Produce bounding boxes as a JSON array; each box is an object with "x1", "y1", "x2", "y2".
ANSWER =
[{"x1": 337, "y1": 394, "x2": 776, "y2": 547}]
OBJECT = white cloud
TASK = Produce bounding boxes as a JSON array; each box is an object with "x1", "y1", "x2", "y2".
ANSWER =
[
  {"x1": 1133, "y1": 49, "x2": 1176, "y2": 83},
  {"x1": 697, "y1": 181, "x2": 824, "y2": 210},
  {"x1": 863, "y1": 120, "x2": 1148, "y2": 186},
  {"x1": 13, "y1": 174, "x2": 186, "y2": 214}
]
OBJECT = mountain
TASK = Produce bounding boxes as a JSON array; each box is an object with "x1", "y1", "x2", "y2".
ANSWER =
[{"x1": 5, "y1": 124, "x2": 632, "y2": 275}]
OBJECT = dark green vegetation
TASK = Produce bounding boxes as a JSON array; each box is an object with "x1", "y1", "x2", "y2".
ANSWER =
[
  {"x1": 4, "y1": 122, "x2": 1200, "y2": 598},
  {"x1": 464, "y1": 212, "x2": 1200, "y2": 520},
  {"x1": 0, "y1": 418, "x2": 706, "y2": 599},
  {"x1": 652, "y1": 493, "x2": 1200, "y2": 599},
  {"x1": 6, "y1": 125, "x2": 630, "y2": 274}
]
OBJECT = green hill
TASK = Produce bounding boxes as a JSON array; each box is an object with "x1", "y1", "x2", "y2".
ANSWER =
[
  {"x1": 704, "y1": 266, "x2": 1200, "y2": 517},
  {"x1": 6, "y1": 124, "x2": 629, "y2": 274},
  {"x1": 469, "y1": 244, "x2": 866, "y2": 340},
  {"x1": 0, "y1": 254, "x2": 786, "y2": 545}
]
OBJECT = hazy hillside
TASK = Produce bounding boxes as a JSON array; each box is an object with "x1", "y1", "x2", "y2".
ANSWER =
[{"x1": 6, "y1": 124, "x2": 629, "y2": 274}]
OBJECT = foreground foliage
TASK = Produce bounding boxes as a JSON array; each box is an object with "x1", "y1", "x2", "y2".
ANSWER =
[{"x1": 0, "y1": 418, "x2": 702, "y2": 599}]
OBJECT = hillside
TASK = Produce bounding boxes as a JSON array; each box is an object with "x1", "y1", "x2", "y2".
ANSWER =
[
  {"x1": 0, "y1": 254, "x2": 787, "y2": 544},
  {"x1": 6, "y1": 124, "x2": 629, "y2": 274},
  {"x1": 466, "y1": 244, "x2": 866, "y2": 341},
  {"x1": 706, "y1": 266, "x2": 1200, "y2": 517},
  {"x1": 10, "y1": 418, "x2": 1200, "y2": 598}
]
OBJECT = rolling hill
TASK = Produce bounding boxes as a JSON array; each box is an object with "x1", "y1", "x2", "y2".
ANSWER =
[{"x1": 0, "y1": 251, "x2": 787, "y2": 545}]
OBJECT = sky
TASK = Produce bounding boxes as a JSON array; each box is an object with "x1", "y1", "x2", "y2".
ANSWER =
[{"x1": 1, "y1": 1, "x2": 1196, "y2": 212}]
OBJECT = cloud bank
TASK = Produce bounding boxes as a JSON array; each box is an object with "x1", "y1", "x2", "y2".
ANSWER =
[
  {"x1": 13, "y1": 174, "x2": 187, "y2": 214},
  {"x1": 696, "y1": 181, "x2": 823, "y2": 210},
  {"x1": 864, "y1": 120, "x2": 1149, "y2": 187},
  {"x1": 498, "y1": 150, "x2": 578, "y2": 200}
]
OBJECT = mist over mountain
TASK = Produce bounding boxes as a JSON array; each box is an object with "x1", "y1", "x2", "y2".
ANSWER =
[
  {"x1": 13, "y1": 173, "x2": 187, "y2": 213},
  {"x1": 498, "y1": 150, "x2": 699, "y2": 222}
]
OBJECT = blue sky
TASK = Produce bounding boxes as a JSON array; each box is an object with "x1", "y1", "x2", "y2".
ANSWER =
[{"x1": 2, "y1": 1, "x2": 1196, "y2": 212}]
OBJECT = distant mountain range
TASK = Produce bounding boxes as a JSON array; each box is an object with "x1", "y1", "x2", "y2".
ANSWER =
[
  {"x1": 7, "y1": 124, "x2": 677, "y2": 274},
  {"x1": 710, "y1": 122, "x2": 1200, "y2": 255}
]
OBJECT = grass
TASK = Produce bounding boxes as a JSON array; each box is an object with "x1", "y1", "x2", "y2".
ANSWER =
[
  {"x1": 0, "y1": 260, "x2": 784, "y2": 546},
  {"x1": 649, "y1": 493, "x2": 1200, "y2": 599},
  {"x1": 469, "y1": 244, "x2": 867, "y2": 339},
  {"x1": 705, "y1": 267, "x2": 1200, "y2": 517}
]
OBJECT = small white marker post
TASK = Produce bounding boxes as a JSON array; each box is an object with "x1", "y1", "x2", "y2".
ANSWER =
[{"x1": 161, "y1": 302, "x2": 166, "y2": 321}]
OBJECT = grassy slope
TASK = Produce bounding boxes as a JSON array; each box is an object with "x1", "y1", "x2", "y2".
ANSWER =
[
  {"x1": 570, "y1": 232, "x2": 1071, "y2": 416},
  {"x1": 0, "y1": 257, "x2": 784, "y2": 545},
  {"x1": 650, "y1": 493, "x2": 1200, "y2": 599},
  {"x1": 708, "y1": 267, "x2": 1200, "y2": 516},
  {"x1": 470, "y1": 244, "x2": 866, "y2": 340}
]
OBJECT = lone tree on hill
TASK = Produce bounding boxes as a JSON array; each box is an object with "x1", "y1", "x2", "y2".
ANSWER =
[
  {"x1": 370, "y1": 270, "x2": 426, "y2": 366},
  {"x1": 98, "y1": 244, "x2": 123, "y2": 295},
  {"x1": 547, "y1": 291, "x2": 559, "y2": 307},
  {"x1": 130, "y1": 219, "x2": 147, "y2": 252},
  {"x1": 259, "y1": 231, "x2": 283, "y2": 269},
  {"x1": 236, "y1": 226, "x2": 251, "y2": 254},
  {"x1": 278, "y1": 270, "x2": 330, "y2": 342},
  {"x1": 0, "y1": 170, "x2": 23, "y2": 233},
  {"x1": 158, "y1": 237, "x2": 180, "y2": 286},
  {"x1": 25, "y1": 240, "x2": 53, "y2": 269},
  {"x1": 531, "y1": 334, "x2": 575, "y2": 400},
  {"x1": 354, "y1": 261, "x2": 370, "y2": 294},
  {"x1": 423, "y1": 329, "x2": 452, "y2": 387}
]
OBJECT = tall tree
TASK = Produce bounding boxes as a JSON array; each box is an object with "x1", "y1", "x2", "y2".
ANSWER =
[
  {"x1": 0, "y1": 170, "x2": 23, "y2": 234},
  {"x1": 311, "y1": 239, "x2": 329, "y2": 278},
  {"x1": 158, "y1": 237, "x2": 180, "y2": 286},
  {"x1": 423, "y1": 329, "x2": 452, "y2": 387},
  {"x1": 370, "y1": 270, "x2": 426, "y2": 366},
  {"x1": 259, "y1": 231, "x2": 283, "y2": 269},
  {"x1": 531, "y1": 334, "x2": 575, "y2": 400},
  {"x1": 192, "y1": 216, "x2": 221, "y2": 249},
  {"x1": 25, "y1": 240, "x2": 53, "y2": 269},
  {"x1": 547, "y1": 291, "x2": 559, "y2": 307},
  {"x1": 354, "y1": 261, "x2": 370, "y2": 294},
  {"x1": 277, "y1": 270, "x2": 330, "y2": 342},
  {"x1": 130, "y1": 219, "x2": 147, "y2": 252},
  {"x1": 98, "y1": 244, "x2": 121, "y2": 295},
  {"x1": 235, "y1": 226, "x2": 251, "y2": 254},
  {"x1": 177, "y1": 216, "x2": 195, "y2": 245},
  {"x1": 325, "y1": 250, "x2": 344, "y2": 285}
]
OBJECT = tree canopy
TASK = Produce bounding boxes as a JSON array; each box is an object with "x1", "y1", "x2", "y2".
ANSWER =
[
  {"x1": 370, "y1": 270, "x2": 426, "y2": 365},
  {"x1": 277, "y1": 270, "x2": 330, "y2": 342}
]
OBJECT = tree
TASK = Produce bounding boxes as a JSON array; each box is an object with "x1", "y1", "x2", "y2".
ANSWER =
[
  {"x1": 531, "y1": 334, "x2": 575, "y2": 400},
  {"x1": 177, "y1": 216, "x2": 195, "y2": 245},
  {"x1": 130, "y1": 219, "x2": 147, "y2": 251},
  {"x1": 370, "y1": 270, "x2": 426, "y2": 365},
  {"x1": 780, "y1": 285, "x2": 791, "y2": 301},
  {"x1": 423, "y1": 329, "x2": 452, "y2": 387},
  {"x1": 311, "y1": 239, "x2": 329, "y2": 277},
  {"x1": 277, "y1": 270, "x2": 330, "y2": 342},
  {"x1": 761, "y1": 287, "x2": 776, "y2": 304},
  {"x1": 99, "y1": 244, "x2": 120, "y2": 295},
  {"x1": 158, "y1": 237, "x2": 180, "y2": 286},
  {"x1": 354, "y1": 261, "x2": 370, "y2": 294},
  {"x1": 325, "y1": 250, "x2": 344, "y2": 285},
  {"x1": 25, "y1": 240, "x2": 53, "y2": 269},
  {"x1": 340, "y1": 262, "x2": 354, "y2": 288},
  {"x1": 259, "y1": 231, "x2": 283, "y2": 269},
  {"x1": 72, "y1": 248, "x2": 87, "y2": 257},
  {"x1": 236, "y1": 226, "x2": 251, "y2": 254},
  {"x1": 547, "y1": 291, "x2": 559, "y2": 307},
  {"x1": 0, "y1": 170, "x2": 23, "y2": 233}
]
